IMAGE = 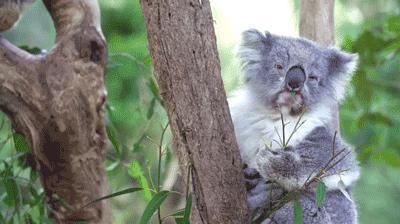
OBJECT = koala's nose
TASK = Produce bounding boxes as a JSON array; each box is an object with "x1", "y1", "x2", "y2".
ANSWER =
[{"x1": 285, "y1": 65, "x2": 306, "y2": 91}]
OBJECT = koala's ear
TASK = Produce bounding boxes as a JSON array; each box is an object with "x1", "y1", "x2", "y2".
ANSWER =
[
  {"x1": 326, "y1": 48, "x2": 358, "y2": 101},
  {"x1": 326, "y1": 48, "x2": 358, "y2": 76},
  {"x1": 238, "y1": 29, "x2": 273, "y2": 64}
]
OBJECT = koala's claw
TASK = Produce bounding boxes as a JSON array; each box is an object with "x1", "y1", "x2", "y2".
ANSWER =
[
  {"x1": 243, "y1": 165, "x2": 263, "y2": 190},
  {"x1": 243, "y1": 165, "x2": 260, "y2": 177}
]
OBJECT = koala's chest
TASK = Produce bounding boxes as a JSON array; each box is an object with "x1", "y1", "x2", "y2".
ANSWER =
[
  {"x1": 260, "y1": 118, "x2": 305, "y2": 150},
  {"x1": 238, "y1": 115, "x2": 318, "y2": 169}
]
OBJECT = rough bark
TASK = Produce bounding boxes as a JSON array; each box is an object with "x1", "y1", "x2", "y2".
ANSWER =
[
  {"x1": 0, "y1": 0, "x2": 111, "y2": 223},
  {"x1": 300, "y1": 0, "x2": 335, "y2": 47},
  {"x1": 300, "y1": 0, "x2": 339, "y2": 129},
  {"x1": 140, "y1": 0, "x2": 249, "y2": 223}
]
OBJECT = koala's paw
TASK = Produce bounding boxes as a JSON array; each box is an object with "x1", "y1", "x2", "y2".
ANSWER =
[
  {"x1": 243, "y1": 164, "x2": 268, "y2": 211},
  {"x1": 256, "y1": 148, "x2": 283, "y2": 180},
  {"x1": 243, "y1": 165, "x2": 262, "y2": 190},
  {"x1": 247, "y1": 182, "x2": 268, "y2": 211}
]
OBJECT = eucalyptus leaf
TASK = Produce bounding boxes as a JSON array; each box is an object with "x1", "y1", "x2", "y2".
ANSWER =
[
  {"x1": 316, "y1": 181, "x2": 327, "y2": 208},
  {"x1": 139, "y1": 190, "x2": 170, "y2": 224},
  {"x1": 83, "y1": 187, "x2": 143, "y2": 208},
  {"x1": 19, "y1": 45, "x2": 42, "y2": 55},
  {"x1": 106, "y1": 124, "x2": 121, "y2": 156},
  {"x1": 294, "y1": 199, "x2": 303, "y2": 224},
  {"x1": 357, "y1": 112, "x2": 394, "y2": 128},
  {"x1": 182, "y1": 194, "x2": 192, "y2": 224},
  {"x1": 147, "y1": 98, "x2": 156, "y2": 119},
  {"x1": 13, "y1": 133, "x2": 31, "y2": 153},
  {"x1": 128, "y1": 161, "x2": 152, "y2": 201}
]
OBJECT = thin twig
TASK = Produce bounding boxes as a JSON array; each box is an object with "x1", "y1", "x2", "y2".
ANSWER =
[
  {"x1": 285, "y1": 110, "x2": 306, "y2": 146},
  {"x1": 254, "y1": 131, "x2": 352, "y2": 223},
  {"x1": 185, "y1": 164, "x2": 192, "y2": 200},
  {"x1": 157, "y1": 122, "x2": 170, "y2": 224},
  {"x1": 273, "y1": 126, "x2": 283, "y2": 147},
  {"x1": 332, "y1": 131, "x2": 337, "y2": 157},
  {"x1": 280, "y1": 112, "x2": 286, "y2": 147}
]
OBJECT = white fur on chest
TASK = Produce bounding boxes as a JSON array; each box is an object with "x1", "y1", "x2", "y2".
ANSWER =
[{"x1": 229, "y1": 88, "x2": 330, "y2": 169}]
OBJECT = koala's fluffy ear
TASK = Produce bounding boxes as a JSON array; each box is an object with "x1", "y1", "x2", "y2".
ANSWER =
[
  {"x1": 238, "y1": 29, "x2": 273, "y2": 65},
  {"x1": 326, "y1": 48, "x2": 358, "y2": 101},
  {"x1": 326, "y1": 48, "x2": 358, "y2": 77}
]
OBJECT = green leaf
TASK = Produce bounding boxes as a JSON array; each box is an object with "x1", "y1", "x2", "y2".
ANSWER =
[
  {"x1": 19, "y1": 45, "x2": 42, "y2": 55},
  {"x1": 316, "y1": 181, "x2": 327, "y2": 208},
  {"x1": 148, "y1": 78, "x2": 159, "y2": 99},
  {"x1": 171, "y1": 209, "x2": 185, "y2": 217},
  {"x1": 146, "y1": 98, "x2": 156, "y2": 120},
  {"x1": 132, "y1": 134, "x2": 146, "y2": 152},
  {"x1": 128, "y1": 161, "x2": 152, "y2": 201},
  {"x1": 147, "y1": 78, "x2": 162, "y2": 104},
  {"x1": 357, "y1": 112, "x2": 394, "y2": 128},
  {"x1": 83, "y1": 187, "x2": 143, "y2": 208},
  {"x1": 106, "y1": 161, "x2": 119, "y2": 171},
  {"x1": 106, "y1": 123, "x2": 121, "y2": 156},
  {"x1": 371, "y1": 150, "x2": 400, "y2": 167},
  {"x1": 294, "y1": 199, "x2": 303, "y2": 224},
  {"x1": 352, "y1": 71, "x2": 371, "y2": 108},
  {"x1": 2, "y1": 163, "x2": 19, "y2": 207},
  {"x1": 143, "y1": 55, "x2": 153, "y2": 66},
  {"x1": 387, "y1": 15, "x2": 400, "y2": 34},
  {"x1": 175, "y1": 217, "x2": 183, "y2": 223},
  {"x1": 139, "y1": 190, "x2": 170, "y2": 224},
  {"x1": 13, "y1": 133, "x2": 31, "y2": 153},
  {"x1": 182, "y1": 194, "x2": 192, "y2": 224},
  {"x1": 341, "y1": 35, "x2": 353, "y2": 52}
]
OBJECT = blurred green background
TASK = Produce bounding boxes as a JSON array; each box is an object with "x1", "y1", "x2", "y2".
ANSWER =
[{"x1": 0, "y1": 0, "x2": 399, "y2": 223}]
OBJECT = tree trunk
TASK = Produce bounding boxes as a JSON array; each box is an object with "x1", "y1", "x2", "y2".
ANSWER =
[
  {"x1": 300, "y1": 0, "x2": 335, "y2": 46},
  {"x1": 300, "y1": 0, "x2": 339, "y2": 130},
  {"x1": 0, "y1": 0, "x2": 112, "y2": 223},
  {"x1": 140, "y1": 0, "x2": 249, "y2": 223}
]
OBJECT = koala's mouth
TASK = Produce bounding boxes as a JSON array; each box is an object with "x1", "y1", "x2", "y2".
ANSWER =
[{"x1": 274, "y1": 91, "x2": 304, "y2": 115}]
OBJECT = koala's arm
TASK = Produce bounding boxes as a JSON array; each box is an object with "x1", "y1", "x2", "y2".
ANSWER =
[
  {"x1": 256, "y1": 126, "x2": 360, "y2": 191},
  {"x1": 0, "y1": 0, "x2": 35, "y2": 32}
]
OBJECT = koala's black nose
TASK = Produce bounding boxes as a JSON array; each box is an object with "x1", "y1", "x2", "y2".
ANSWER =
[{"x1": 285, "y1": 65, "x2": 306, "y2": 91}]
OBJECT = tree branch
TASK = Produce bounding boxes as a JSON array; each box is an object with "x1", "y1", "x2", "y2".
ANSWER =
[
  {"x1": 43, "y1": 0, "x2": 102, "y2": 43},
  {"x1": 0, "y1": 0, "x2": 111, "y2": 223}
]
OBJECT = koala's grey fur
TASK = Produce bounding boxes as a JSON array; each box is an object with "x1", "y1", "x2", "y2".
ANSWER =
[{"x1": 229, "y1": 29, "x2": 360, "y2": 223}]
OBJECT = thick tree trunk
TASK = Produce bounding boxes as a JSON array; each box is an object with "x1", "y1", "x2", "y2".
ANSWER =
[
  {"x1": 140, "y1": 0, "x2": 249, "y2": 223},
  {"x1": 0, "y1": 0, "x2": 112, "y2": 223},
  {"x1": 300, "y1": 0, "x2": 335, "y2": 46},
  {"x1": 300, "y1": 0, "x2": 339, "y2": 129}
]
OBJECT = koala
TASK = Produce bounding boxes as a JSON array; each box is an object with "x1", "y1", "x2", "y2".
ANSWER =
[
  {"x1": 228, "y1": 29, "x2": 360, "y2": 223},
  {"x1": 0, "y1": 0, "x2": 35, "y2": 32}
]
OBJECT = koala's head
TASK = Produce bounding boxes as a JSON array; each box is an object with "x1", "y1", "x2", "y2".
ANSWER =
[{"x1": 238, "y1": 29, "x2": 358, "y2": 116}]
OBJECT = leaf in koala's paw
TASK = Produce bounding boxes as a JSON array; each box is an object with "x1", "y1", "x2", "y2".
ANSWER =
[
  {"x1": 315, "y1": 181, "x2": 326, "y2": 208},
  {"x1": 294, "y1": 199, "x2": 303, "y2": 224},
  {"x1": 338, "y1": 180, "x2": 353, "y2": 202}
]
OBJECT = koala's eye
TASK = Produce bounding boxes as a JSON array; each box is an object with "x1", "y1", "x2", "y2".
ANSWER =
[
  {"x1": 309, "y1": 75, "x2": 319, "y2": 81},
  {"x1": 275, "y1": 64, "x2": 283, "y2": 70}
]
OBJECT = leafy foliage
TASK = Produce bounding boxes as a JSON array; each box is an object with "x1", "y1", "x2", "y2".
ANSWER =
[
  {"x1": 0, "y1": 0, "x2": 399, "y2": 223},
  {"x1": 139, "y1": 190, "x2": 170, "y2": 224}
]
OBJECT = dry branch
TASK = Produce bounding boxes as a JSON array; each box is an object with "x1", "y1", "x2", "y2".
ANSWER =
[{"x1": 0, "y1": 0, "x2": 111, "y2": 223}]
